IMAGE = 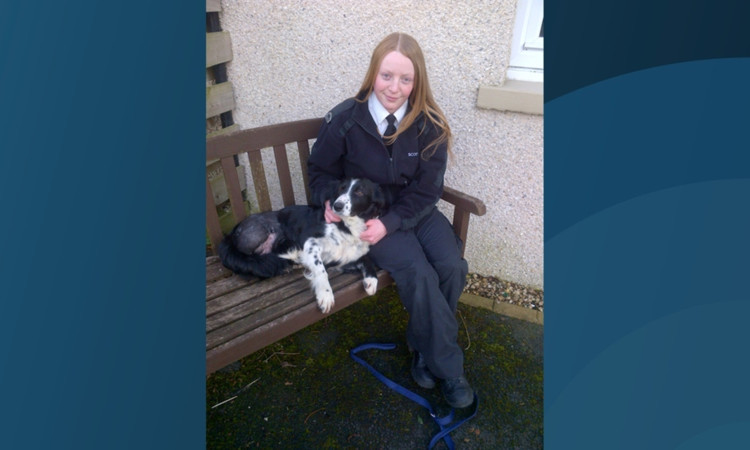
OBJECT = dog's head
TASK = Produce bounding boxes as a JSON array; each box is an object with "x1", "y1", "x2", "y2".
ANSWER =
[{"x1": 330, "y1": 178, "x2": 385, "y2": 220}]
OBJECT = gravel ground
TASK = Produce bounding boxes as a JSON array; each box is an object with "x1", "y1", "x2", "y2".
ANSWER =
[{"x1": 464, "y1": 273, "x2": 544, "y2": 312}]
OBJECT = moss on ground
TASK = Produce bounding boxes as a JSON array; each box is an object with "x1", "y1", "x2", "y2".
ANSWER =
[{"x1": 206, "y1": 286, "x2": 543, "y2": 449}]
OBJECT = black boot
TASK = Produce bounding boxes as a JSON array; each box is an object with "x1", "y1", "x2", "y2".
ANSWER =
[
  {"x1": 411, "y1": 351, "x2": 437, "y2": 389},
  {"x1": 442, "y1": 376, "x2": 474, "y2": 408}
]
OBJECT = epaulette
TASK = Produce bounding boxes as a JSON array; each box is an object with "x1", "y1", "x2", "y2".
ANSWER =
[{"x1": 324, "y1": 97, "x2": 356, "y2": 123}]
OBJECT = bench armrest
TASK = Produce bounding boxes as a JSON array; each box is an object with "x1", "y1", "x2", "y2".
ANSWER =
[
  {"x1": 441, "y1": 186, "x2": 486, "y2": 216},
  {"x1": 441, "y1": 185, "x2": 486, "y2": 257}
]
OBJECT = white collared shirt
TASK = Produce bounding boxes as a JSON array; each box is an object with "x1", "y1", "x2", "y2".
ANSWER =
[{"x1": 368, "y1": 93, "x2": 408, "y2": 136}]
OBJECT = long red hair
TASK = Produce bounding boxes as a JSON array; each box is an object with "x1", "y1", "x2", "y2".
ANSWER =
[{"x1": 355, "y1": 32, "x2": 451, "y2": 160}]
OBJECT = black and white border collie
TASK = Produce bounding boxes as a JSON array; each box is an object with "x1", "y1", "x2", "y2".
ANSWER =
[{"x1": 218, "y1": 178, "x2": 385, "y2": 313}]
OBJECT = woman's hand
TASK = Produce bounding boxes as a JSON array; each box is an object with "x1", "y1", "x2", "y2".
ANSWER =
[
  {"x1": 360, "y1": 218, "x2": 387, "y2": 245},
  {"x1": 324, "y1": 200, "x2": 342, "y2": 223}
]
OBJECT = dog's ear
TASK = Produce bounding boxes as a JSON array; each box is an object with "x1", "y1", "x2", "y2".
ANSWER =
[
  {"x1": 364, "y1": 183, "x2": 386, "y2": 219},
  {"x1": 373, "y1": 184, "x2": 386, "y2": 211},
  {"x1": 325, "y1": 179, "x2": 342, "y2": 205}
]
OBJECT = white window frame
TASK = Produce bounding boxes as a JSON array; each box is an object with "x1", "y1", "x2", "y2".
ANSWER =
[{"x1": 507, "y1": 0, "x2": 544, "y2": 83}]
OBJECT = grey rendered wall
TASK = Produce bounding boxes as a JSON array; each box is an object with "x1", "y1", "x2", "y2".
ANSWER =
[{"x1": 219, "y1": 0, "x2": 544, "y2": 289}]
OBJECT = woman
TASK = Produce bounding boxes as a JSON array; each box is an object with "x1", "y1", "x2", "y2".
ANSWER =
[{"x1": 307, "y1": 32, "x2": 474, "y2": 408}]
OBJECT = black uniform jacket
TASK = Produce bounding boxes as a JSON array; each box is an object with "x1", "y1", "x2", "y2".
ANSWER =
[{"x1": 307, "y1": 96, "x2": 448, "y2": 235}]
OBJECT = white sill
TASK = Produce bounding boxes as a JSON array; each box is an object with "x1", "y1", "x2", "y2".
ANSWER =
[{"x1": 477, "y1": 80, "x2": 543, "y2": 115}]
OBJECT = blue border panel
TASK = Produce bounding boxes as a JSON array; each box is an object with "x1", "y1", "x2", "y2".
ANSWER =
[
  {"x1": 546, "y1": 58, "x2": 750, "y2": 240},
  {"x1": 0, "y1": 2, "x2": 205, "y2": 449},
  {"x1": 546, "y1": 1, "x2": 750, "y2": 100},
  {"x1": 545, "y1": 59, "x2": 750, "y2": 448}
]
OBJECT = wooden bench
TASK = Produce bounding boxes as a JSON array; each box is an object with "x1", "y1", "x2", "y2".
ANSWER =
[{"x1": 205, "y1": 118, "x2": 486, "y2": 375}]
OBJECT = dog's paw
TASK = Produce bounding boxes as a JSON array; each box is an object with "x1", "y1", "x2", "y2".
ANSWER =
[
  {"x1": 316, "y1": 289, "x2": 335, "y2": 314},
  {"x1": 363, "y1": 276, "x2": 378, "y2": 296}
]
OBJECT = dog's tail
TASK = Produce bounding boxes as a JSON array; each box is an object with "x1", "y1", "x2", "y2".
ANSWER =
[{"x1": 218, "y1": 237, "x2": 291, "y2": 278}]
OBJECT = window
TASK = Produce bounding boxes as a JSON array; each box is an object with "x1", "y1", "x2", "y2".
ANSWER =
[
  {"x1": 476, "y1": 0, "x2": 544, "y2": 114},
  {"x1": 507, "y1": 0, "x2": 544, "y2": 83}
]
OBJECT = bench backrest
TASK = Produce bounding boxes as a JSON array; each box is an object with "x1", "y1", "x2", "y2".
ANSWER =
[{"x1": 206, "y1": 118, "x2": 323, "y2": 255}]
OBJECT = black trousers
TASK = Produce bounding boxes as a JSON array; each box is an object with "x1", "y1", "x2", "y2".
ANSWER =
[{"x1": 367, "y1": 207, "x2": 469, "y2": 379}]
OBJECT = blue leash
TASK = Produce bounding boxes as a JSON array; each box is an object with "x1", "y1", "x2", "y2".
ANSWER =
[{"x1": 350, "y1": 343, "x2": 479, "y2": 450}]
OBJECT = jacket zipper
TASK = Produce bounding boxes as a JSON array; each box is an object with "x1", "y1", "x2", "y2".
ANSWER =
[
  {"x1": 385, "y1": 144, "x2": 397, "y2": 185},
  {"x1": 361, "y1": 119, "x2": 398, "y2": 185}
]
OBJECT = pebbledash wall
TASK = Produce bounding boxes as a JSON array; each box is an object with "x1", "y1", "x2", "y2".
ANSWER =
[{"x1": 219, "y1": 0, "x2": 544, "y2": 289}]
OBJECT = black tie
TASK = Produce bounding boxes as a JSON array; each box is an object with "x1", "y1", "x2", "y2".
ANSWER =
[{"x1": 384, "y1": 114, "x2": 397, "y2": 156}]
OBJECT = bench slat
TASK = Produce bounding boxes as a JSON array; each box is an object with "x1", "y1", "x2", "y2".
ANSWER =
[
  {"x1": 207, "y1": 275, "x2": 313, "y2": 338},
  {"x1": 206, "y1": 272, "x2": 254, "y2": 300},
  {"x1": 206, "y1": 178, "x2": 223, "y2": 255},
  {"x1": 206, "y1": 255, "x2": 232, "y2": 283},
  {"x1": 205, "y1": 119, "x2": 322, "y2": 161},
  {"x1": 206, "y1": 270, "x2": 393, "y2": 374},
  {"x1": 220, "y1": 155, "x2": 246, "y2": 224},
  {"x1": 207, "y1": 270, "x2": 361, "y2": 348},
  {"x1": 207, "y1": 269, "x2": 308, "y2": 320},
  {"x1": 206, "y1": 159, "x2": 247, "y2": 206},
  {"x1": 273, "y1": 144, "x2": 295, "y2": 206},
  {"x1": 297, "y1": 139, "x2": 312, "y2": 204},
  {"x1": 247, "y1": 149, "x2": 272, "y2": 212}
]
